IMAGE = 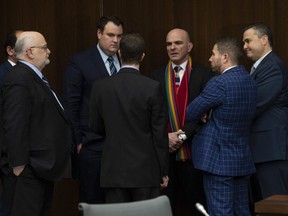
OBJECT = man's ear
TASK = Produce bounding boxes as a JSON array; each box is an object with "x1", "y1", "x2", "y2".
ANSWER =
[
  {"x1": 97, "y1": 29, "x2": 102, "y2": 40},
  {"x1": 188, "y1": 42, "x2": 193, "y2": 52},
  {"x1": 261, "y1": 35, "x2": 269, "y2": 46},
  {"x1": 140, "y1": 53, "x2": 145, "y2": 62},
  {"x1": 6, "y1": 46, "x2": 14, "y2": 56},
  {"x1": 222, "y1": 53, "x2": 229, "y2": 63}
]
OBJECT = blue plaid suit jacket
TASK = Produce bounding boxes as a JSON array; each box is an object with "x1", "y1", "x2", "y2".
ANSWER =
[{"x1": 186, "y1": 65, "x2": 256, "y2": 176}]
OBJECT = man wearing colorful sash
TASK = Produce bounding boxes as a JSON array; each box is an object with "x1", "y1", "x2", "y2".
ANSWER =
[{"x1": 151, "y1": 28, "x2": 213, "y2": 216}]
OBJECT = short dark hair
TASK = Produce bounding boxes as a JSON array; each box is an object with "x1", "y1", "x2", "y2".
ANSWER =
[
  {"x1": 215, "y1": 37, "x2": 243, "y2": 64},
  {"x1": 242, "y1": 23, "x2": 273, "y2": 47},
  {"x1": 97, "y1": 15, "x2": 124, "y2": 32},
  {"x1": 120, "y1": 33, "x2": 145, "y2": 64},
  {"x1": 3, "y1": 30, "x2": 20, "y2": 56}
]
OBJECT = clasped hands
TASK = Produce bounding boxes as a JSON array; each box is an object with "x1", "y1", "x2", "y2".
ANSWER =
[{"x1": 168, "y1": 130, "x2": 185, "y2": 153}]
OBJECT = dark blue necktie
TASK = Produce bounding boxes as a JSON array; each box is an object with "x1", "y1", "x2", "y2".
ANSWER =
[
  {"x1": 174, "y1": 66, "x2": 181, "y2": 85},
  {"x1": 42, "y1": 76, "x2": 51, "y2": 89},
  {"x1": 42, "y1": 76, "x2": 64, "y2": 110},
  {"x1": 108, "y1": 56, "x2": 117, "y2": 75}
]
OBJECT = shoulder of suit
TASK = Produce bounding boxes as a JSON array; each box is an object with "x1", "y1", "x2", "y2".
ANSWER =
[
  {"x1": 70, "y1": 45, "x2": 99, "y2": 60},
  {"x1": 150, "y1": 66, "x2": 165, "y2": 73},
  {"x1": 261, "y1": 51, "x2": 286, "y2": 68},
  {"x1": 192, "y1": 64, "x2": 210, "y2": 72},
  {"x1": 0, "y1": 60, "x2": 11, "y2": 70}
]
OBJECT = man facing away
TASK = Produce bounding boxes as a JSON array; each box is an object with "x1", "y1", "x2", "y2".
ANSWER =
[
  {"x1": 1, "y1": 31, "x2": 72, "y2": 216},
  {"x1": 186, "y1": 38, "x2": 257, "y2": 216},
  {"x1": 90, "y1": 33, "x2": 169, "y2": 203},
  {"x1": 243, "y1": 23, "x2": 288, "y2": 202},
  {"x1": 62, "y1": 15, "x2": 124, "y2": 204},
  {"x1": 151, "y1": 28, "x2": 213, "y2": 216}
]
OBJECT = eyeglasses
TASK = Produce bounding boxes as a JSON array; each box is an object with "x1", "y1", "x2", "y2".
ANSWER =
[{"x1": 30, "y1": 44, "x2": 48, "y2": 51}]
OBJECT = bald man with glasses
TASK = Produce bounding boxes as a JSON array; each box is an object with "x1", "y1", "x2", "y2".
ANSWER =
[{"x1": 1, "y1": 31, "x2": 72, "y2": 216}]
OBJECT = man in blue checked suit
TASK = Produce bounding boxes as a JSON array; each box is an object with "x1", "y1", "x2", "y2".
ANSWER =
[{"x1": 186, "y1": 38, "x2": 256, "y2": 216}]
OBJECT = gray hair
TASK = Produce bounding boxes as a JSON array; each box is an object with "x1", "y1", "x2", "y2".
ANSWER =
[{"x1": 14, "y1": 35, "x2": 34, "y2": 57}]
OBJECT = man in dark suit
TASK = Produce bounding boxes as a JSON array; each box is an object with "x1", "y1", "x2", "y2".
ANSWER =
[
  {"x1": 187, "y1": 38, "x2": 257, "y2": 215},
  {"x1": 151, "y1": 28, "x2": 212, "y2": 216},
  {"x1": 243, "y1": 23, "x2": 288, "y2": 202},
  {"x1": 1, "y1": 31, "x2": 72, "y2": 216},
  {"x1": 62, "y1": 15, "x2": 124, "y2": 204},
  {"x1": 0, "y1": 30, "x2": 23, "y2": 87},
  {"x1": 90, "y1": 33, "x2": 169, "y2": 203},
  {"x1": 0, "y1": 30, "x2": 23, "y2": 216}
]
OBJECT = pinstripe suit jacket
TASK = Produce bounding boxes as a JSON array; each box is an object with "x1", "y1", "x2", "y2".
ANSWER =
[
  {"x1": 62, "y1": 46, "x2": 113, "y2": 151},
  {"x1": 249, "y1": 51, "x2": 288, "y2": 163},
  {"x1": 186, "y1": 65, "x2": 256, "y2": 176}
]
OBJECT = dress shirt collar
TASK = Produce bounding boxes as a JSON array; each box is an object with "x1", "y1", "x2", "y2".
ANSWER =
[
  {"x1": 120, "y1": 65, "x2": 139, "y2": 71},
  {"x1": 222, "y1": 65, "x2": 238, "y2": 74},
  {"x1": 172, "y1": 60, "x2": 188, "y2": 81},
  {"x1": 97, "y1": 43, "x2": 120, "y2": 73},
  {"x1": 253, "y1": 50, "x2": 272, "y2": 69},
  {"x1": 8, "y1": 59, "x2": 16, "y2": 66},
  {"x1": 18, "y1": 60, "x2": 43, "y2": 79}
]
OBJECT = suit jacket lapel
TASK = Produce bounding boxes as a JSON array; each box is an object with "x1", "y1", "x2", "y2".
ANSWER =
[{"x1": 20, "y1": 64, "x2": 68, "y2": 121}]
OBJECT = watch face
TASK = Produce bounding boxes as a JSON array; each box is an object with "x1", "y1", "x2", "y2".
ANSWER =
[{"x1": 178, "y1": 134, "x2": 187, "y2": 141}]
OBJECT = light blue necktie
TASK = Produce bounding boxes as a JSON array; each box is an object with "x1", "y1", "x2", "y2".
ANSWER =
[{"x1": 250, "y1": 66, "x2": 256, "y2": 75}]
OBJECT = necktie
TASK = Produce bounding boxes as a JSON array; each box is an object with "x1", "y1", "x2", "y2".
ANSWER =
[
  {"x1": 108, "y1": 56, "x2": 117, "y2": 75},
  {"x1": 42, "y1": 76, "x2": 51, "y2": 89},
  {"x1": 174, "y1": 66, "x2": 181, "y2": 93},
  {"x1": 250, "y1": 66, "x2": 256, "y2": 75},
  {"x1": 42, "y1": 76, "x2": 64, "y2": 110},
  {"x1": 174, "y1": 66, "x2": 181, "y2": 85}
]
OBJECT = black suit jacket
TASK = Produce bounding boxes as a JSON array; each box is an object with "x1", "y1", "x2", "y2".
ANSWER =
[
  {"x1": 0, "y1": 60, "x2": 12, "y2": 166},
  {"x1": 1, "y1": 62, "x2": 72, "y2": 181},
  {"x1": 0, "y1": 60, "x2": 12, "y2": 87},
  {"x1": 151, "y1": 64, "x2": 213, "y2": 140},
  {"x1": 90, "y1": 68, "x2": 169, "y2": 187},
  {"x1": 62, "y1": 46, "x2": 113, "y2": 151}
]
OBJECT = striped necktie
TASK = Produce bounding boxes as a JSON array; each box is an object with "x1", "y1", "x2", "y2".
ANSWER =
[
  {"x1": 108, "y1": 56, "x2": 117, "y2": 75},
  {"x1": 42, "y1": 76, "x2": 64, "y2": 110},
  {"x1": 250, "y1": 66, "x2": 256, "y2": 75},
  {"x1": 174, "y1": 65, "x2": 181, "y2": 85},
  {"x1": 42, "y1": 76, "x2": 51, "y2": 89},
  {"x1": 174, "y1": 66, "x2": 182, "y2": 94}
]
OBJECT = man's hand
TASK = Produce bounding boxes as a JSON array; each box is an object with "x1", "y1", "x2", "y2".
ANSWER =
[
  {"x1": 13, "y1": 165, "x2": 26, "y2": 176},
  {"x1": 201, "y1": 113, "x2": 208, "y2": 123},
  {"x1": 160, "y1": 176, "x2": 169, "y2": 188},
  {"x1": 77, "y1": 143, "x2": 82, "y2": 154},
  {"x1": 201, "y1": 110, "x2": 212, "y2": 123},
  {"x1": 168, "y1": 131, "x2": 184, "y2": 153}
]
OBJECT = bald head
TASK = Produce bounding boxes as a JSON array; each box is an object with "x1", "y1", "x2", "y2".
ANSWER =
[
  {"x1": 166, "y1": 28, "x2": 193, "y2": 65},
  {"x1": 166, "y1": 28, "x2": 191, "y2": 42},
  {"x1": 14, "y1": 31, "x2": 43, "y2": 56},
  {"x1": 14, "y1": 31, "x2": 51, "y2": 71}
]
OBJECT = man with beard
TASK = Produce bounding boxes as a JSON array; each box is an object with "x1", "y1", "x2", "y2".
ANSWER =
[{"x1": 186, "y1": 37, "x2": 256, "y2": 215}]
